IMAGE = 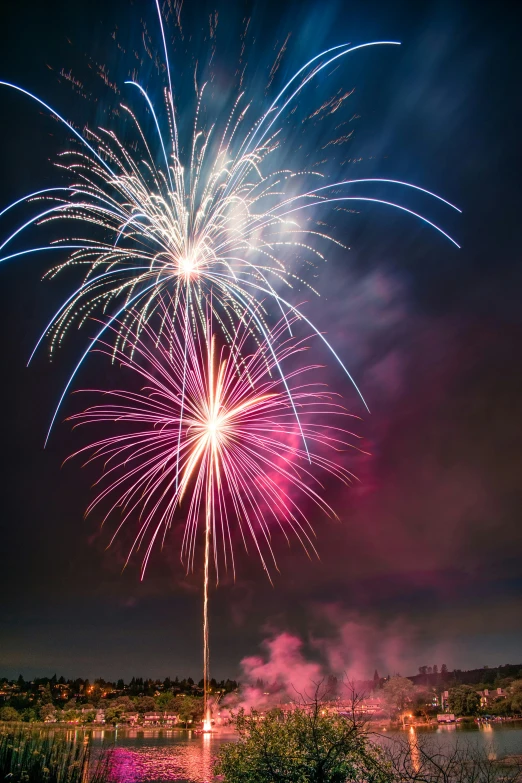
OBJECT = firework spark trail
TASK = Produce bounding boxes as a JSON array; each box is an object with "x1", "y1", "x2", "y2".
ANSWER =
[
  {"x1": 203, "y1": 485, "x2": 211, "y2": 730},
  {"x1": 0, "y1": 15, "x2": 459, "y2": 440},
  {"x1": 67, "y1": 303, "x2": 365, "y2": 721}
]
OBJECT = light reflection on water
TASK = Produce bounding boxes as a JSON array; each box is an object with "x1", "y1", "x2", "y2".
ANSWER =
[
  {"x1": 110, "y1": 742, "x2": 212, "y2": 782},
  {"x1": 407, "y1": 726, "x2": 421, "y2": 773},
  {"x1": 91, "y1": 730, "x2": 232, "y2": 783},
  {"x1": 373, "y1": 722, "x2": 522, "y2": 771},
  {"x1": 86, "y1": 724, "x2": 522, "y2": 783}
]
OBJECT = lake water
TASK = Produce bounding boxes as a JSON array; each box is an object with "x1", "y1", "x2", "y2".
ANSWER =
[{"x1": 83, "y1": 722, "x2": 522, "y2": 783}]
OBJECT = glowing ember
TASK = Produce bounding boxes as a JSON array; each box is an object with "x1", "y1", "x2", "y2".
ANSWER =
[
  {"x1": 202, "y1": 711, "x2": 212, "y2": 733},
  {"x1": 178, "y1": 253, "x2": 199, "y2": 278}
]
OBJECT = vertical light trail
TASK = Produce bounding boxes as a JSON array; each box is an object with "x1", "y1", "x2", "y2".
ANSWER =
[
  {"x1": 203, "y1": 468, "x2": 212, "y2": 732},
  {"x1": 202, "y1": 335, "x2": 215, "y2": 732}
]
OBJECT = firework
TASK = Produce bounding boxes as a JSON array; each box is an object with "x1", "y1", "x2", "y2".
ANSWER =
[
  {"x1": 0, "y1": 3, "x2": 460, "y2": 443},
  {"x1": 67, "y1": 303, "x2": 363, "y2": 724},
  {"x1": 1, "y1": 2, "x2": 460, "y2": 728}
]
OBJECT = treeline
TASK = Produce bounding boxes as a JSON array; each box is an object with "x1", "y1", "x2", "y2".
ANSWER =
[
  {"x1": 408, "y1": 663, "x2": 522, "y2": 689},
  {"x1": 1, "y1": 673, "x2": 238, "y2": 697},
  {"x1": 0, "y1": 673, "x2": 238, "y2": 724},
  {"x1": 0, "y1": 692, "x2": 205, "y2": 726},
  {"x1": 0, "y1": 674, "x2": 239, "y2": 706}
]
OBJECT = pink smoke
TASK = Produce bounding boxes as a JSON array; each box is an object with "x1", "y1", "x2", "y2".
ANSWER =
[
  {"x1": 310, "y1": 606, "x2": 418, "y2": 680},
  {"x1": 221, "y1": 610, "x2": 453, "y2": 715},
  {"x1": 221, "y1": 632, "x2": 324, "y2": 715}
]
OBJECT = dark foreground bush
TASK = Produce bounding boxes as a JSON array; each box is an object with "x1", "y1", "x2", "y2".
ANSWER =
[
  {"x1": 215, "y1": 694, "x2": 390, "y2": 783},
  {"x1": 0, "y1": 726, "x2": 111, "y2": 783}
]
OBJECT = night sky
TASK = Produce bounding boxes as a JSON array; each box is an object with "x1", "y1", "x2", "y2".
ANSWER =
[{"x1": 0, "y1": 0, "x2": 521, "y2": 683}]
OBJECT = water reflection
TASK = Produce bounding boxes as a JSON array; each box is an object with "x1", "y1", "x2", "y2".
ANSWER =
[
  {"x1": 89, "y1": 730, "x2": 232, "y2": 783},
  {"x1": 85, "y1": 723, "x2": 522, "y2": 783},
  {"x1": 407, "y1": 726, "x2": 420, "y2": 774},
  {"x1": 110, "y1": 738, "x2": 217, "y2": 782},
  {"x1": 436, "y1": 723, "x2": 456, "y2": 733}
]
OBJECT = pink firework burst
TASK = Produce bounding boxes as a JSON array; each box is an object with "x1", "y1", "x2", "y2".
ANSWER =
[
  {"x1": 68, "y1": 307, "x2": 363, "y2": 582},
  {"x1": 67, "y1": 305, "x2": 364, "y2": 722}
]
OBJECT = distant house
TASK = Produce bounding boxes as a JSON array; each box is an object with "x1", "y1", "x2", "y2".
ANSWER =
[
  {"x1": 123, "y1": 712, "x2": 139, "y2": 724},
  {"x1": 94, "y1": 710, "x2": 105, "y2": 724},
  {"x1": 357, "y1": 698, "x2": 384, "y2": 715},
  {"x1": 478, "y1": 688, "x2": 505, "y2": 708},
  {"x1": 440, "y1": 691, "x2": 450, "y2": 710},
  {"x1": 437, "y1": 714, "x2": 455, "y2": 723},
  {"x1": 143, "y1": 712, "x2": 162, "y2": 724},
  {"x1": 164, "y1": 712, "x2": 179, "y2": 725}
]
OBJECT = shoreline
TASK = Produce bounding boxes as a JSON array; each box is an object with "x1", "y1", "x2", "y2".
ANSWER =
[{"x1": 3, "y1": 718, "x2": 522, "y2": 732}]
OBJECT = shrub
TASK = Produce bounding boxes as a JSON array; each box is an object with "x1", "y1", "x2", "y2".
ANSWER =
[
  {"x1": 216, "y1": 691, "x2": 390, "y2": 783},
  {"x1": 0, "y1": 706, "x2": 20, "y2": 722}
]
